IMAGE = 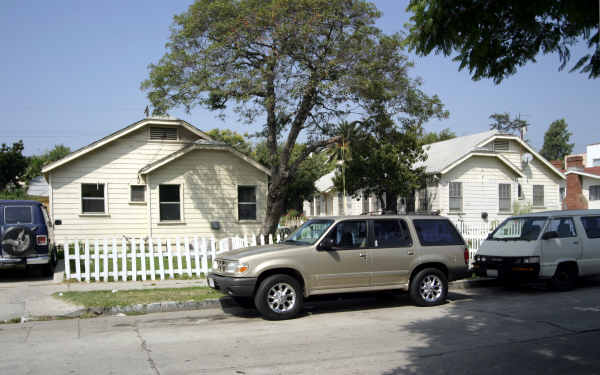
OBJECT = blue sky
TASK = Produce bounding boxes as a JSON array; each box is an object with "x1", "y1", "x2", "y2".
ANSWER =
[{"x1": 1, "y1": 0, "x2": 597, "y2": 156}]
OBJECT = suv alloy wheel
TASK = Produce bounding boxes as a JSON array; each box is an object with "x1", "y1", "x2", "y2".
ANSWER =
[
  {"x1": 254, "y1": 274, "x2": 304, "y2": 320},
  {"x1": 410, "y1": 268, "x2": 448, "y2": 306}
]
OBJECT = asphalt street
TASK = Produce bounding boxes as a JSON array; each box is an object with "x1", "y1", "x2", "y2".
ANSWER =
[{"x1": 2, "y1": 279, "x2": 600, "y2": 375}]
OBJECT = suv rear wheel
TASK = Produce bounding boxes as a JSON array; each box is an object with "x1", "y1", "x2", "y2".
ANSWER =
[
  {"x1": 254, "y1": 274, "x2": 303, "y2": 320},
  {"x1": 42, "y1": 249, "x2": 57, "y2": 277},
  {"x1": 410, "y1": 268, "x2": 448, "y2": 307}
]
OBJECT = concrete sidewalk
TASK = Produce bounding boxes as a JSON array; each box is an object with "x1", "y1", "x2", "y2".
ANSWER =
[{"x1": 1, "y1": 265, "x2": 495, "y2": 322}]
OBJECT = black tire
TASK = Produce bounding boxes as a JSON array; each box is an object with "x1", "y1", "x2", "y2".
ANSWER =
[
  {"x1": 1, "y1": 226, "x2": 35, "y2": 256},
  {"x1": 502, "y1": 277, "x2": 521, "y2": 290},
  {"x1": 550, "y1": 264, "x2": 577, "y2": 292},
  {"x1": 232, "y1": 296, "x2": 255, "y2": 309},
  {"x1": 254, "y1": 274, "x2": 303, "y2": 320},
  {"x1": 42, "y1": 249, "x2": 57, "y2": 278},
  {"x1": 409, "y1": 268, "x2": 448, "y2": 307}
]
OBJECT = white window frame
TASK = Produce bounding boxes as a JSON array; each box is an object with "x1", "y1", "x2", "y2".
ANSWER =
[
  {"x1": 449, "y1": 181, "x2": 463, "y2": 212},
  {"x1": 80, "y1": 182, "x2": 109, "y2": 216},
  {"x1": 129, "y1": 184, "x2": 147, "y2": 204},
  {"x1": 237, "y1": 185, "x2": 258, "y2": 221},
  {"x1": 498, "y1": 183, "x2": 511, "y2": 212},
  {"x1": 158, "y1": 184, "x2": 184, "y2": 223}
]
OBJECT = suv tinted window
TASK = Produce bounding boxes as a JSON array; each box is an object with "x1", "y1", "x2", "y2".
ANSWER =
[
  {"x1": 581, "y1": 216, "x2": 600, "y2": 239},
  {"x1": 4, "y1": 206, "x2": 33, "y2": 224},
  {"x1": 324, "y1": 220, "x2": 368, "y2": 249},
  {"x1": 374, "y1": 219, "x2": 412, "y2": 248},
  {"x1": 413, "y1": 219, "x2": 464, "y2": 246}
]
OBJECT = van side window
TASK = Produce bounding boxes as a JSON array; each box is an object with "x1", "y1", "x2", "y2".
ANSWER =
[
  {"x1": 413, "y1": 219, "x2": 464, "y2": 246},
  {"x1": 324, "y1": 221, "x2": 368, "y2": 249},
  {"x1": 545, "y1": 218, "x2": 577, "y2": 238},
  {"x1": 374, "y1": 220, "x2": 412, "y2": 248},
  {"x1": 580, "y1": 216, "x2": 600, "y2": 239}
]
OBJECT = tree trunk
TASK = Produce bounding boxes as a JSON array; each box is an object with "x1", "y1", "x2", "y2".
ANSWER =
[{"x1": 262, "y1": 178, "x2": 288, "y2": 235}]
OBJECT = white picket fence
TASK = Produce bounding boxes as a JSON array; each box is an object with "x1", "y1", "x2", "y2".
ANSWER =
[
  {"x1": 451, "y1": 221, "x2": 498, "y2": 267},
  {"x1": 63, "y1": 234, "x2": 281, "y2": 282}
]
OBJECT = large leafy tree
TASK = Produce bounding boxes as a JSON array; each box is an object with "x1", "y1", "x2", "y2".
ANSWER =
[
  {"x1": 0, "y1": 141, "x2": 28, "y2": 191},
  {"x1": 540, "y1": 118, "x2": 574, "y2": 162},
  {"x1": 332, "y1": 114, "x2": 428, "y2": 213},
  {"x1": 489, "y1": 112, "x2": 529, "y2": 136},
  {"x1": 207, "y1": 128, "x2": 254, "y2": 156},
  {"x1": 142, "y1": 0, "x2": 445, "y2": 234},
  {"x1": 24, "y1": 144, "x2": 71, "y2": 182},
  {"x1": 420, "y1": 128, "x2": 456, "y2": 145},
  {"x1": 406, "y1": 0, "x2": 600, "y2": 83}
]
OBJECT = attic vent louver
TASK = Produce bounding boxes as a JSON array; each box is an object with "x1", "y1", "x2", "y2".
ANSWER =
[
  {"x1": 494, "y1": 139, "x2": 509, "y2": 152},
  {"x1": 150, "y1": 127, "x2": 177, "y2": 140}
]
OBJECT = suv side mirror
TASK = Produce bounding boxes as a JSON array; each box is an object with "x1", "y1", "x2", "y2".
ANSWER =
[
  {"x1": 542, "y1": 231, "x2": 558, "y2": 240},
  {"x1": 318, "y1": 238, "x2": 335, "y2": 251},
  {"x1": 54, "y1": 219, "x2": 62, "y2": 226}
]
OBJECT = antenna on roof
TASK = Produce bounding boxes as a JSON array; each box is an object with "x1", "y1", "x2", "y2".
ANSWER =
[{"x1": 144, "y1": 105, "x2": 150, "y2": 118}]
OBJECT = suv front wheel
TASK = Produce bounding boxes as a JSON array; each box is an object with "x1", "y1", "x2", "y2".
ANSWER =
[
  {"x1": 410, "y1": 268, "x2": 448, "y2": 307},
  {"x1": 254, "y1": 274, "x2": 303, "y2": 320}
]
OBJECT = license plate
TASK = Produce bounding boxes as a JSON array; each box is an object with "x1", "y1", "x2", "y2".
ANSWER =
[
  {"x1": 208, "y1": 278, "x2": 215, "y2": 288},
  {"x1": 486, "y1": 269, "x2": 498, "y2": 277}
]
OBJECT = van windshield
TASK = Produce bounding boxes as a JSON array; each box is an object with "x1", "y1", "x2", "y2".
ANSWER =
[
  {"x1": 284, "y1": 219, "x2": 334, "y2": 245},
  {"x1": 489, "y1": 217, "x2": 548, "y2": 241}
]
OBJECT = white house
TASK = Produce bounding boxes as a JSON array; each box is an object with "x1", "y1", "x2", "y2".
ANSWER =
[
  {"x1": 304, "y1": 130, "x2": 565, "y2": 226},
  {"x1": 416, "y1": 130, "x2": 565, "y2": 224},
  {"x1": 42, "y1": 117, "x2": 270, "y2": 242}
]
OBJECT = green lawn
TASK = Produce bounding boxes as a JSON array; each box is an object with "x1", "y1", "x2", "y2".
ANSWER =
[{"x1": 54, "y1": 287, "x2": 223, "y2": 308}]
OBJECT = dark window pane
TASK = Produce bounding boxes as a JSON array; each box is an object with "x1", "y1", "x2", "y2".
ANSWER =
[
  {"x1": 325, "y1": 221, "x2": 368, "y2": 249},
  {"x1": 159, "y1": 185, "x2": 180, "y2": 202},
  {"x1": 533, "y1": 185, "x2": 544, "y2": 206},
  {"x1": 499, "y1": 184, "x2": 511, "y2": 211},
  {"x1": 546, "y1": 218, "x2": 577, "y2": 238},
  {"x1": 160, "y1": 203, "x2": 180, "y2": 221},
  {"x1": 374, "y1": 220, "x2": 412, "y2": 248},
  {"x1": 238, "y1": 203, "x2": 256, "y2": 220},
  {"x1": 82, "y1": 199, "x2": 105, "y2": 213},
  {"x1": 581, "y1": 216, "x2": 600, "y2": 238},
  {"x1": 449, "y1": 182, "x2": 462, "y2": 211},
  {"x1": 131, "y1": 185, "x2": 146, "y2": 202},
  {"x1": 5, "y1": 206, "x2": 33, "y2": 224},
  {"x1": 590, "y1": 186, "x2": 600, "y2": 201},
  {"x1": 413, "y1": 219, "x2": 464, "y2": 246},
  {"x1": 238, "y1": 186, "x2": 256, "y2": 203},
  {"x1": 82, "y1": 183, "x2": 104, "y2": 198}
]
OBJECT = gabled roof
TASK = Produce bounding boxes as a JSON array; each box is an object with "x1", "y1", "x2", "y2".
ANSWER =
[
  {"x1": 42, "y1": 117, "x2": 212, "y2": 174},
  {"x1": 440, "y1": 151, "x2": 525, "y2": 177},
  {"x1": 138, "y1": 140, "x2": 271, "y2": 176},
  {"x1": 420, "y1": 130, "x2": 565, "y2": 179}
]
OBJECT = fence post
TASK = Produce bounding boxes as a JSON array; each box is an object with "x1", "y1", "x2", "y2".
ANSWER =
[
  {"x1": 63, "y1": 239, "x2": 70, "y2": 280},
  {"x1": 260, "y1": 234, "x2": 265, "y2": 246},
  {"x1": 269, "y1": 233, "x2": 273, "y2": 244},
  {"x1": 121, "y1": 238, "x2": 127, "y2": 281},
  {"x1": 148, "y1": 238, "x2": 155, "y2": 281},
  {"x1": 74, "y1": 240, "x2": 81, "y2": 282},
  {"x1": 111, "y1": 238, "x2": 118, "y2": 281},
  {"x1": 251, "y1": 233, "x2": 257, "y2": 247},
  {"x1": 84, "y1": 240, "x2": 91, "y2": 283},
  {"x1": 167, "y1": 239, "x2": 174, "y2": 279},
  {"x1": 276, "y1": 233, "x2": 281, "y2": 243},
  {"x1": 176, "y1": 237, "x2": 183, "y2": 276},
  {"x1": 184, "y1": 237, "x2": 192, "y2": 277},
  {"x1": 201, "y1": 238, "x2": 208, "y2": 275},
  {"x1": 193, "y1": 237, "x2": 201, "y2": 277},
  {"x1": 157, "y1": 239, "x2": 165, "y2": 281},
  {"x1": 102, "y1": 238, "x2": 109, "y2": 282},
  {"x1": 210, "y1": 237, "x2": 216, "y2": 271},
  {"x1": 140, "y1": 238, "x2": 146, "y2": 281},
  {"x1": 131, "y1": 238, "x2": 137, "y2": 281},
  {"x1": 93, "y1": 239, "x2": 100, "y2": 282}
]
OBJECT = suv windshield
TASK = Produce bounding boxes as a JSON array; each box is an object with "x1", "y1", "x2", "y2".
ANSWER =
[
  {"x1": 284, "y1": 219, "x2": 334, "y2": 245},
  {"x1": 490, "y1": 217, "x2": 548, "y2": 241}
]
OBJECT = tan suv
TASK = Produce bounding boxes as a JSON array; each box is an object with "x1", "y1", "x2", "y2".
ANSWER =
[{"x1": 208, "y1": 215, "x2": 470, "y2": 320}]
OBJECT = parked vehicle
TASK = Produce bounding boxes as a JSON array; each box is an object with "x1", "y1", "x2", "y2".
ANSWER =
[
  {"x1": 0, "y1": 200, "x2": 60, "y2": 276},
  {"x1": 473, "y1": 210, "x2": 600, "y2": 290},
  {"x1": 208, "y1": 215, "x2": 470, "y2": 320}
]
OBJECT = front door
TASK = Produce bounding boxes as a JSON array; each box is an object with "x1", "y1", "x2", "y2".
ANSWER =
[
  {"x1": 369, "y1": 219, "x2": 414, "y2": 286},
  {"x1": 311, "y1": 220, "x2": 371, "y2": 290},
  {"x1": 542, "y1": 217, "x2": 581, "y2": 275}
]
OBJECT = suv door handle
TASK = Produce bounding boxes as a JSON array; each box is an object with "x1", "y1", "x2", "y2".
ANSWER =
[
  {"x1": 407, "y1": 250, "x2": 414, "y2": 255},
  {"x1": 359, "y1": 254, "x2": 367, "y2": 258}
]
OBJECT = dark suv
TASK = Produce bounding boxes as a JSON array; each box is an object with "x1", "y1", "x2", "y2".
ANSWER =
[{"x1": 0, "y1": 200, "x2": 60, "y2": 276}]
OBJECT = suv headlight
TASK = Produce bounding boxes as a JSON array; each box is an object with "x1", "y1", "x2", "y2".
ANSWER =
[
  {"x1": 522, "y1": 256, "x2": 540, "y2": 264},
  {"x1": 224, "y1": 261, "x2": 249, "y2": 274}
]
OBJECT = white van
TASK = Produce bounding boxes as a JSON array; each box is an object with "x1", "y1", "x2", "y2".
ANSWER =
[{"x1": 473, "y1": 210, "x2": 600, "y2": 290}]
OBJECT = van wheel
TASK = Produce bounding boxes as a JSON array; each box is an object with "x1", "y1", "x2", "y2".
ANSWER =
[
  {"x1": 254, "y1": 274, "x2": 303, "y2": 320},
  {"x1": 410, "y1": 268, "x2": 448, "y2": 307},
  {"x1": 550, "y1": 264, "x2": 577, "y2": 291}
]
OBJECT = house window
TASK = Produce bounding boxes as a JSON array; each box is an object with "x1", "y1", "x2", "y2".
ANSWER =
[
  {"x1": 418, "y1": 189, "x2": 429, "y2": 212},
  {"x1": 238, "y1": 186, "x2": 257, "y2": 220},
  {"x1": 449, "y1": 182, "x2": 462, "y2": 212},
  {"x1": 498, "y1": 184, "x2": 511, "y2": 212},
  {"x1": 590, "y1": 185, "x2": 600, "y2": 201},
  {"x1": 559, "y1": 187, "x2": 566, "y2": 202},
  {"x1": 593, "y1": 158, "x2": 600, "y2": 167},
  {"x1": 130, "y1": 185, "x2": 146, "y2": 203},
  {"x1": 159, "y1": 185, "x2": 181, "y2": 221},
  {"x1": 494, "y1": 139, "x2": 509, "y2": 152},
  {"x1": 81, "y1": 183, "x2": 106, "y2": 214},
  {"x1": 533, "y1": 185, "x2": 544, "y2": 207},
  {"x1": 150, "y1": 127, "x2": 177, "y2": 141}
]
